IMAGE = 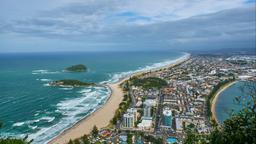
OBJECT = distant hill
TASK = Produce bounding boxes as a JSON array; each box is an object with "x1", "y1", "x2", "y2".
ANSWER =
[{"x1": 186, "y1": 48, "x2": 256, "y2": 56}]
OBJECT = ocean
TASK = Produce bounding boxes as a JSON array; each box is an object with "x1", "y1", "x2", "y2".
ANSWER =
[
  {"x1": 0, "y1": 51, "x2": 187, "y2": 143},
  {"x1": 215, "y1": 81, "x2": 252, "y2": 123}
]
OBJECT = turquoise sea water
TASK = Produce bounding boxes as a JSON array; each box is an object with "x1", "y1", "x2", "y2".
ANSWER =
[
  {"x1": 0, "y1": 51, "x2": 187, "y2": 143},
  {"x1": 215, "y1": 81, "x2": 252, "y2": 123}
]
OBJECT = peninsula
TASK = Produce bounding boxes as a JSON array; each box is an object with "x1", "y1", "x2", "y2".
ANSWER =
[{"x1": 49, "y1": 79, "x2": 95, "y2": 87}]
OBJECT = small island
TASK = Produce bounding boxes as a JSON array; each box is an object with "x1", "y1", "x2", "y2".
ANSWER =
[
  {"x1": 49, "y1": 79, "x2": 95, "y2": 87},
  {"x1": 65, "y1": 64, "x2": 87, "y2": 72}
]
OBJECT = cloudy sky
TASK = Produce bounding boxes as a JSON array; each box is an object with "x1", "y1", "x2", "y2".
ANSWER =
[{"x1": 0, "y1": 0, "x2": 255, "y2": 52}]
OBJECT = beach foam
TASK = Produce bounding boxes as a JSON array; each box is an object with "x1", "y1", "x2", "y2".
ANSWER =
[
  {"x1": 40, "y1": 79, "x2": 52, "y2": 82},
  {"x1": 32, "y1": 70, "x2": 60, "y2": 75},
  {"x1": 59, "y1": 87, "x2": 74, "y2": 90},
  {"x1": 13, "y1": 122, "x2": 25, "y2": 127},
  {"x1": 103, "y1": 52, "x2": 190, "y2": 84},
  {"x1": 43, "y1": 83, "x2": 50, "y2": 87},
  {"x1": 12, "y1": 116, "x2": 56, "y2": 128},
  {"x1": 29, "y1": 86, "x2": 110, "y2": 144}
]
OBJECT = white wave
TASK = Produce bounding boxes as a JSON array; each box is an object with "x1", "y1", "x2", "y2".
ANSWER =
[
  {"x1": 13, "y1": 116, "x2": 55, "y2": 130},
  {"x1": 32, "y1": 70, "x2": 60, "y2": 75},
  {"x1": 40, "y1": 79, "x2": 52, "y2": 82},
  {"x1": 34, "y1": 113, "x2": 39, "y2": 116},
  {"x1": 29, "y1": 125, "x2": 38, "y2": 130},
  {"x1": 30, "y1": 119, "x2": 40, "y2": 123},
  {"x1": 102, "y1": 52, "x2": 190, "y2": 84},
  {"x1": 43, "y1": 83, "x2": 50, "y2": 87},
  {"x1": 0, "y1": 132, "x2": 24, "y2": 139},
  {"x1": 78, "y1": 89, "x2": 92, "y2": 93},
  {"x1": 29, "y1": 86, "x2": 111, "y2": 144},
  {"x1": 59, "y1": 87, "x2": 73, "y2": 90},
  {"x1": 32, "y1": 70, "x2": 48, "y2": 73},
  {"x1": 39, "y1": 117, "x2": 55, "y2": 122},
  {"x1": 13, "y1": 122, "x2": 25, "y2": 127}
]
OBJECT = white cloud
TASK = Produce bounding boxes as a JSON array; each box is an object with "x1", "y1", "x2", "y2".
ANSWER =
[{"x1": 0, "y1": 0, "x2": 255, "y2": 51}]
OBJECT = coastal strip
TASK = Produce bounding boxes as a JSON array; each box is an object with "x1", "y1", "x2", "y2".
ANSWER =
[
  {"x1": 48, "y1": 53, "x2": 191, "y2": 144},
  {"x1": 211, "y1": 81, "x2": 237, "y2": 124},
  {"x1": 48, "y1": 81, "x2": 124, "y2": 144}
]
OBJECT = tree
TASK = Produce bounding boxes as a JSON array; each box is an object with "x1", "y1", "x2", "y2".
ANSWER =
[
  {"x1": 0, "y1": 122, "x2": 29, "y2": 144},
  {"x1": 127, "y1": 133, "x2": 132, "y2": 144},
  {"x1": 91, "y1": 125, "x2": 99, "y2": 138},
  {"x1": 239, "y1": 81, "x2": 256, "y2": 112},
  {"x1": 68, "y1": 139, "x2": 73, "y2": 144},
  {"x1": 0, "y1": 138, "x2": 28, "y2": 144},
  {"x1": 144, "y1": 135, "x2": 163, "y2": 144},
  {"x1": 81, "y1": 135, "x2": 90, "y2": 144},
  {"x1": 73, "y1": 139, "x2": 80, "y2": 144}
]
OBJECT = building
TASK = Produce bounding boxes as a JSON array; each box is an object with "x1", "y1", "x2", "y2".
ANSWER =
[
  {"x1": 127, "y1": 108, "x2": 137, "y2": 121},
  {"x1": 143, "y1": 105, "x2": 151, "y2": 117},
  {"x1": 143, "y1": 99, "x2": 156, "y2": 117},
  {"x1": 119, "y1": 134, "x2": 127, "y2": 144},
  {"x1": 163, "y1": 107, "x2": 172, "y2": 127},
  {"x1": 138, "y1": 117, "x2": 153, "y2": 130},
  {"x1": 123, "y1": 113, "x2": 134, "y2": 128}
]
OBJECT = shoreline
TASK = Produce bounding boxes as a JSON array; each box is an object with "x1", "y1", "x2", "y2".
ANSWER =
[
  {"x1": 211, "y1": 81, "x2": 237, "y2": 124},
  {"x1": 48, "y1": 53, "x2": 191, "y2": 144}
]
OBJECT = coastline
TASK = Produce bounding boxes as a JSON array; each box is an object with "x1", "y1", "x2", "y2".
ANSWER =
[
  {"x1": 48, "y1": 81, "x2": 124, "y2": 144},
  {"x1": 211, "y1": 81, "x2": 237, "y2": 124},
  {"x1": 48, "y1": 53, "x2": 191, "y2": 144}
]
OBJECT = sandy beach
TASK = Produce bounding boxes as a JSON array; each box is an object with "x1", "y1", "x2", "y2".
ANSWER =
[
  {"x1": 48, "y1": 54, "x2": 190, "y2": 144},
  {"x1": 211, "y1": 81, "x2": 237, "y2": 124},
  {"x1": 48, "y1": 81, "x2": 124, "y2": 144}
]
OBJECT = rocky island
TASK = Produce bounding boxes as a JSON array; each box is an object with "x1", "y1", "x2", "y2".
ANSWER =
[
  {"x1": 65, "y1": 64, "x2": 87, "y2": 72},
  {"x1": 49, "y1": 79, "x2": 95, "y2": 87}
]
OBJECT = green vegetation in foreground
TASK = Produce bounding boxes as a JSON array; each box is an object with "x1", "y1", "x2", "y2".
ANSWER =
[
  {"x1": 0, "y1": 139, "x2": 27, "y2": 144},
  {"x1": 184, "y1": 81, "x2": 256, "y2": 144},
  {"x1": 65, "y1": 64, "x2": 87, "y2": 72},
  {"x1": 0, "y1": 124, "x2": 31, "y2": 144},
  {"x1": 206, "y1": 78, "x2": 235, "y2": 123},
  {"x1": 50, "y1": 79, "x2": 95, "y2": 87},
  {"x1": 129, "y1": 77, "x2": 167, "y2": 90}
]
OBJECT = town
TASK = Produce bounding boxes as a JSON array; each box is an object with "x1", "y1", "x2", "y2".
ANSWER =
[{"x1": 69, "y1": 54, "x2": 256, "y2": 144}]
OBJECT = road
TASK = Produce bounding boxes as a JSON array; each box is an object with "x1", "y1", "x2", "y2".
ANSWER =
[{"x1": 155, "y1": 91, "x2": 164, "y2": 133}]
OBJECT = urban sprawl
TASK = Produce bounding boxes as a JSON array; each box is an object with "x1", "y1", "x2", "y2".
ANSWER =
[{"x1": 72, "y1": 55, "x2": 256, "y2": 144}]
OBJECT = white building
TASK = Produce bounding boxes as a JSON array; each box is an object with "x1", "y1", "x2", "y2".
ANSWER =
[
  {"x1": 143, "y1": 105, "x2": 151, "y2": 118},
  {"x1": 143, "y1": 99, "x2": 156, "y2": 117},
  {"x1": 123, "y1": 113, "x2": 134, "y2": 128},
  {"x1": 138, "y1": 117, "x2": 153, "y2": 130},
  {"x1": 127, "y1": 108, "x2": 137, "y2": 121},
  {"x1": 144, "y1": 99, "x2": 157, "y2": 107}
]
